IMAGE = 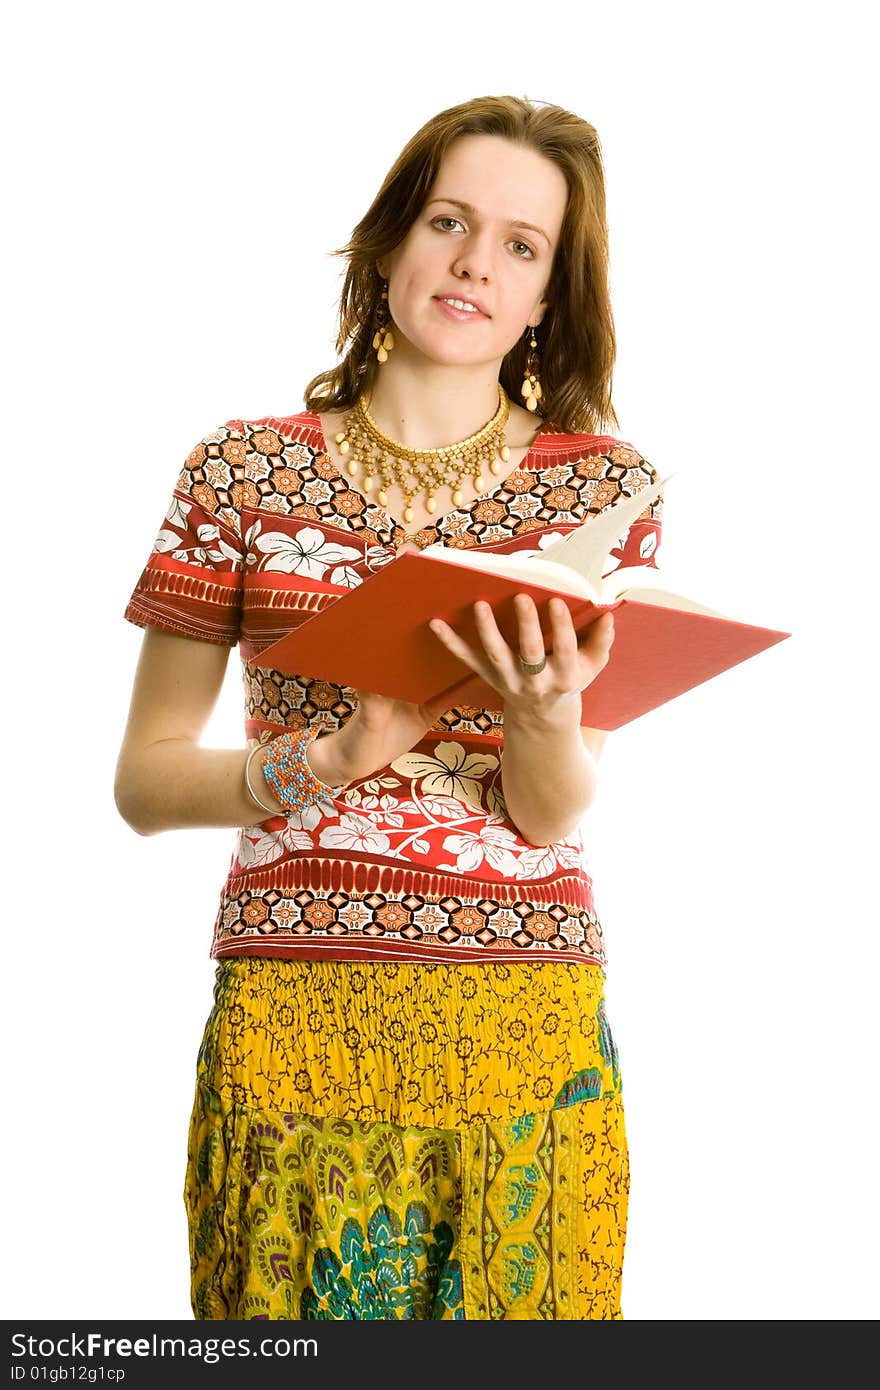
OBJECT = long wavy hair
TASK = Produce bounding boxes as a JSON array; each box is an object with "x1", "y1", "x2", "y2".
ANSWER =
[{"x1": 304, "y1": 95, "x2": 618, "y2": 435}]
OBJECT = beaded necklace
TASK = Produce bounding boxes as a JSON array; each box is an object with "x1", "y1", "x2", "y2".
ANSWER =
[{"x1": 334, "y1": 385, "x2": 511, "y2": 524}]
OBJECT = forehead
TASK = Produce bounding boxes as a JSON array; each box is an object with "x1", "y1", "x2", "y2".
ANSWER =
[{"x1": 429, "y1": 134, "x2": 568, "y2": 241}]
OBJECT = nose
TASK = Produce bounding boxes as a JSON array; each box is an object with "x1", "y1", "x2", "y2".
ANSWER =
[{"x1": 451, "y1": 230, "x2": 493, "y2": 283}]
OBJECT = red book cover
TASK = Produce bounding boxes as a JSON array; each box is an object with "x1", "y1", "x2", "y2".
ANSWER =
[{"x1": 253, "y1": 552, "x2": 790, "y2": 731}]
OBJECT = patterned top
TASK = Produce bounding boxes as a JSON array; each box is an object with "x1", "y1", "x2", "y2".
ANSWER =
[{"x1": 124, "y1": 412, "x2": 663, "y2": 967}]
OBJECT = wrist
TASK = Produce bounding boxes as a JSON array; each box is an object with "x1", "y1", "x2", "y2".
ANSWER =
[
  {"x1": 306, "y1": 727, "x2": 357, "y2": 789},
  {"x1": 249, "y1": 728, "x2": 351, "y2": 817},
  {"x1": 503, "y1": 691, "x2": 582, "y2": 739},
  {"x1": 244, "y1": 743, "x2": 286, "y2": 816}
]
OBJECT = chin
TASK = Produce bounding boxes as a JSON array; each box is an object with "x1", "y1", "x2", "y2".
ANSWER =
[{"x1": 406, "y1": 331, "x2": 502, "y2": 371}]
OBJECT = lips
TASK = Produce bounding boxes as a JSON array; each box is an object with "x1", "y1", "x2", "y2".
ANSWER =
[{"x1": 433, "y1": 294, "x2": 490, "y2": 319}]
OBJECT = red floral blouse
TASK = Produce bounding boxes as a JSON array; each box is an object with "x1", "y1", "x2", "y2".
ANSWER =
[{"x1": 125, "y1": 412, "x2": 663, "y2": 967}]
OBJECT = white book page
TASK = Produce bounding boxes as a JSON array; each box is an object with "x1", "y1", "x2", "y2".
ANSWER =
[
  {"x1": 423, "y1": 548, "x2": 728, "y2": 617},
  {"x1": 539, "y1": 474, "x2": 670, "y2": 589},
  {"x1": 421, "y1": 546, "x2": 598, "y2": 600},
  {"x1": 599, "y1": 565, "x2": 729, "y2": 616}
]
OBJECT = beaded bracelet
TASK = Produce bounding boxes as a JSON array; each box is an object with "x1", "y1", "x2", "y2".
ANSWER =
[{"x1": 260, "y1": 728, "x2": 346, "y2": 813}]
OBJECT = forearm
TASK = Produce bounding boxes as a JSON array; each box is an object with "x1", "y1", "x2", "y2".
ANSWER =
[
  {"x1": 114, "y1": 706, "x2": 426, "y2": 837},
  {"x1": 114, "y1": 738, "x2": 291, "y2": 836},
  {"x1": 501, "y1": 701, "x2": 598, "y2": 845}
]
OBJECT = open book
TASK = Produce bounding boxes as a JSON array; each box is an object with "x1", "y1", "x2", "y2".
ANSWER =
[
  {"x1": 255, "y1": 478, "x2": 791, "y2": 730},
  {"x1": 421, "y1": 477, "x2": 722, "y2": 615}
]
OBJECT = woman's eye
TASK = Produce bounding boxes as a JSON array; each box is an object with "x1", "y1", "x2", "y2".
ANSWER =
[
  {"x1": 509, "y1": 240, "x2": 534, "y2": 259},
  {"x1": 434, "y1": 216, "x2": 464, "y2": 232}
]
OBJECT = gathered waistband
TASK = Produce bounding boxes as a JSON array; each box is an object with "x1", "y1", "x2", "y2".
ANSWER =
[{"x1": 195, "y1": 957, "x2": 619, "y2": 1130}]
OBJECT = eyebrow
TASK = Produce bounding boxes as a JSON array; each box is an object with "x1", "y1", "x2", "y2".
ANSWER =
[{"x1": 425, "y1": 197, "x2": 551, "y2": 246}]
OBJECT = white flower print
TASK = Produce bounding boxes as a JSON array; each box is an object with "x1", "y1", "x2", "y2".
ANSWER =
[
  {"x1": 344, "y1": 796, "x2": 403, "y2": 822},
  {"x1": 194, "y1": 524, "x2": 241, "y2": 565},
  {"x1": 153, "y1": 505, "x2": 241, "y2": 567},
  {"x1": 243, "y1": 519, "x2": 261, "y2": 566},
  {"x1": 235, "y1": 822, "x2": 316, "y2": 870},
  {"x1": 255, "y1": 526, "x2": 361, "y2": 578},
  {"x1": 516, "y1": 844, "x2": 562, "y2": 878},
  {"x1": 328, "y1": 563, "x2": 364, "y2": 589},
  {"x1": 391, "y1": 742, "x2": 499, "y2": 810},
  {"x1": 438, "y1": 824, "x2": 521, "y2": 876},
  {"x1": 485, "y1": 782, "x2": 509, "y2": 820},
  {"x1": 166, "y1": 496, "x2": 191, "y2": 530},
  {"x1": 365, "y1": 545, "x2": 397, "y2": 573},
  {"x1": 154, "y1": 529, "x2": 184, "y2": 553},
  {"x1": 284, "y1": 801, "x2": 332, "y2": 832},
  {"x1": 415, "y1": 794, "x2": 472, "y2": 820},
  {"x1": 639, "y1": 531, "x2": 658, "y2": 559},
  {"x1": 319, "y1": 813, "x2": 391, "y2": 854},
  {"x1": 361, "y1": 776, "x2": 401, "y2": 794},
  {"x1": 554, "y1": 841, "x2": 585, "y2": 870}
]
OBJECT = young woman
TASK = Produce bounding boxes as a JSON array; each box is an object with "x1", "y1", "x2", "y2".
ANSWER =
[{"x1": 115, "y1": 94, "x2": 663, "y2": 1321}]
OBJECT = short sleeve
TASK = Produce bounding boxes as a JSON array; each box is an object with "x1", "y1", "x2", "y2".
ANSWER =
[
  {"x1": 124, "y1": 422, "x2": 247, "y2": 646},
  {"x1": 600, "y1": 441, "x2": 664, "y2": 577}
]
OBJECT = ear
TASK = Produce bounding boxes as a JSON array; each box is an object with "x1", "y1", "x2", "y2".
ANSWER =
[
  {"x1": 530, "y1": 294, "x2": 550, "y2": 329},
  {"x1": 377, "y1": 257, "x2": 390, "y2": 280}
]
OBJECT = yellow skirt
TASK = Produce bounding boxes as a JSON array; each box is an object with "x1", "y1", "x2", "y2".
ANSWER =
[{"x1": 185, "y1": 958, "x2": 629, "y2": 1320}]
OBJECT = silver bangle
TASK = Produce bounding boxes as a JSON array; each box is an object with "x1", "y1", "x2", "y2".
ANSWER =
[{"x1": 244, "y1": 742, "x2": 279, "y2": 816}]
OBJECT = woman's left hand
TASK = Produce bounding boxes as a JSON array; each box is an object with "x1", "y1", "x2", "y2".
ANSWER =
[{"x1": 429, "y1": 593, "x2": 614, "y2": 724}]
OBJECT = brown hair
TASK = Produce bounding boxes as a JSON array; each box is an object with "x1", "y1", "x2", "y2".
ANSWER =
[{"x1": 304, "y1": 94, "x2": 618, "y2": 435}]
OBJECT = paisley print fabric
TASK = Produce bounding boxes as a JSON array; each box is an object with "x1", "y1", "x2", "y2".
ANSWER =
[
  {"x1": 125, "y1": 412, "x2": 663, "y2": 968},
  {"x1": 185, "y1": 958, "x2": 629, "y2": 1320}
]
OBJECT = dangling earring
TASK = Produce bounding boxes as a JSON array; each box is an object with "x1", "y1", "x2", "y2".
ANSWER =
[
  {"x1": 521, "y1": 326, "x2": 542, "y2": 412},
  {"x1": 373, "y1": 281, "x2": 395, "y2": 364}
]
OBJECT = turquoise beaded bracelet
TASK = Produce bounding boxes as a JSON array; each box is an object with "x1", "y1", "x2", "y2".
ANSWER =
[{"x1": 261, "y1": 729, "x2": 346, "y2": 813}]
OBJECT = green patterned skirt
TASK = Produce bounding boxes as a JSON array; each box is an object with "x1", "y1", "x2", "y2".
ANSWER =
[{"x1": 185, "y1": 957, "x2": 629, "y2": 1319}]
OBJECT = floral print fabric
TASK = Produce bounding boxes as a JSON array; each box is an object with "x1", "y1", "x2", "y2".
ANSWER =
[
  {"x1": 186, "y1": 958, "x2": 629, "y2": 1320},
  {"x1": 124, "y1": 412, "x2": 663, "y2": 969}
]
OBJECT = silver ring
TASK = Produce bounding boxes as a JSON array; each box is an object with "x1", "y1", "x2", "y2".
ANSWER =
[{"x1": 518, "y1": 654, "x2": 547, "y2": 676}]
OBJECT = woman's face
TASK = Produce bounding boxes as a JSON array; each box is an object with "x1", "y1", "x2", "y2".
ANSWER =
[{"x1": 382, "y1": 134, "x2": 568, "y2": 371}]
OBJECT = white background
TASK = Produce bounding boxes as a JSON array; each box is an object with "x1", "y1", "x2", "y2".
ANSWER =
[{"x1": 3, "y1": 0, "x2": 877, "y2": 1322}]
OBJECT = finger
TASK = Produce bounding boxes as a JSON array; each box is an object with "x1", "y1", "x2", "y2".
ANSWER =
[
  {"x1": 578, "y1": 610, "x2": 615, "y2": 666},
  {"x1": 513, "y1": 593, "x2": 547, "y2": 667},
  {"x1": 428, "y1": 614, "x2": 490, "y2": 676},
  {"x1": 589, "y1": 610, "x2": 615, "y2": 645},
  {"x1": 546, "y1": 596, "x2": 578, "y2": 666},
  {"x1": 472, "y1": 599, "x2": 519, "y2": 673}
]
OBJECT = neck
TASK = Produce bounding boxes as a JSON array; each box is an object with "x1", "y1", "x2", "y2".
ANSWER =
[{"x1": 364, "y1": 348, "x2": 503, "y2": 449}]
